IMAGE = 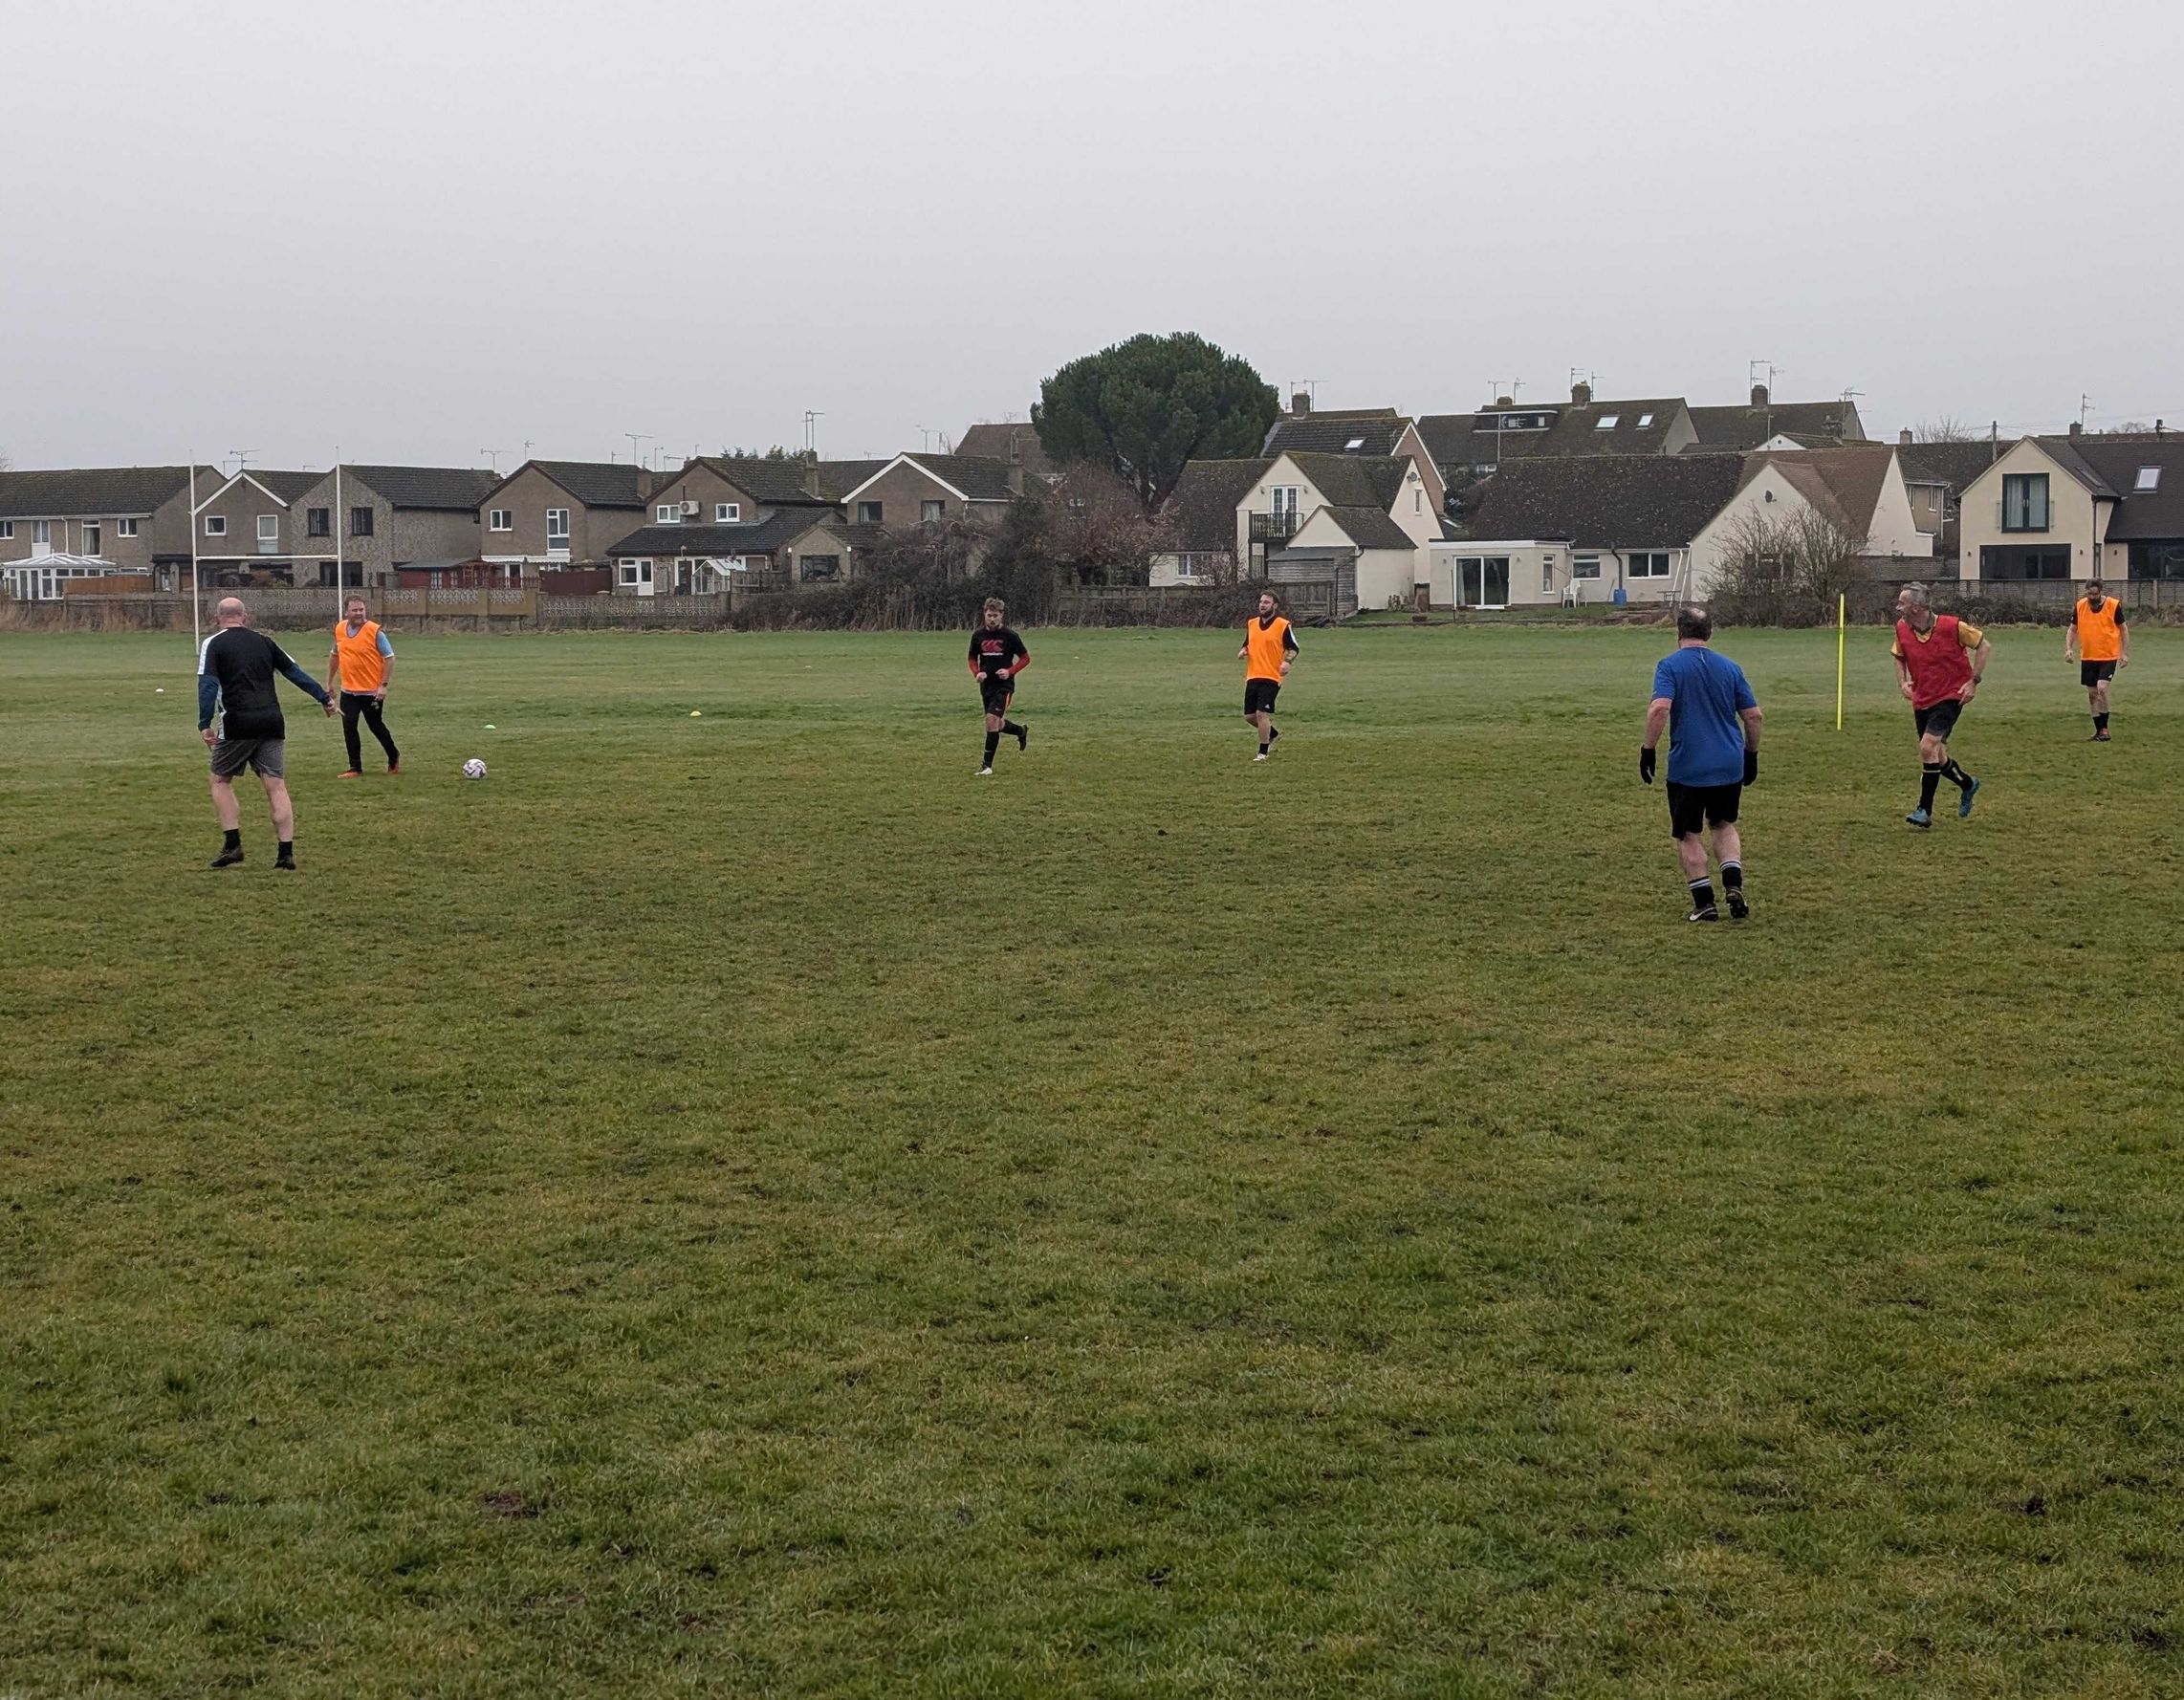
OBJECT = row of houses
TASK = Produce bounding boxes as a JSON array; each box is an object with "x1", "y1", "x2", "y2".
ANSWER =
[
  {"x1": 1152, "y1": 382, "x2": 2183, "y2": 611},
  {"x1": 0, "y1": 443, "x2": 1041, "y2": 600}
]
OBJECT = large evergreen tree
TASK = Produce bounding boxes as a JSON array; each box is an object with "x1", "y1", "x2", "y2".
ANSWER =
[{"x1": 1033, "y1": 333, "x2": 1278, "y2": 513}]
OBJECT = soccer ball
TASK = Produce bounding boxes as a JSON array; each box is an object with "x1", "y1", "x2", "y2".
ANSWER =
[{"x1": 462, "y1": 757, "x2": 488, "y2": 780}]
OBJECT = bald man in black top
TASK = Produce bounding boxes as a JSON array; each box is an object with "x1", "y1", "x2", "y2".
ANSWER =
[{"x1": 196, "y1": 597, "x2": 334, "y2": 868}]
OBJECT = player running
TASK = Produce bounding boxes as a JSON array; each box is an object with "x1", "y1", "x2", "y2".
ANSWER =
[
  {"x1": 1239, "y1": 590, "x2": 1297, "y2": 761},
  {"x1": 196, "y1": 596, "x2": 336, "y2": 869},
  {"x1": 968, "y1": 597, "x2": 1030, "y2": 776},
  {"x1": 1640, "y1": 604, "x2": 1762, "y2": 922},
  {"x1": 2064, "y1": 578, "x2": 2129, "y2": 740},
  {"x1": 1892, "y1": 582, "x2": 1990, "y2": 829},
  {"x1": 327, "y1": 594, "x2": 402, "y2": 775}
]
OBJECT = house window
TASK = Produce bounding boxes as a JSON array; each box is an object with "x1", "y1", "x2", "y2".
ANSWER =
[
  {"x1": 857, "y1": 501, "x2": 883, "y2": 525},
  {"x1": 1637, "y1": 412, "x2": 1654, "y2": 427},
  {"x1": 0, "y1": 521, "x2": 11, "y2": 538},
  {"x1": 1541, "y1": 556, "x2": 1555, "y2": 593},
  {"x1": 83, "y1": 522, "x2": 102, "y2": 556},
  {"x1": 307, "y1": 507, "x2": 331, "y2": 537},
  {"x1": 2135, "y1": 467, "x2": 2162, "y2": 492},
  {"x1": 658, "y1": 503, "x2": 681, "y2": 523},
  {"x1": 546, "y1": 509, "x2": 571, "y2": 540},
  {"x1": 257, "y1": 514, "x2": 279, "y2": 542},
  {"x1": 1270, "y1": 485, "x2": 1299, "y2": 516},
  {"x1": 488, "y1": 509, "x2": 512, "y2": 532},
  {"x1": 618, "y1": 558, "x2": 653, "y2": 586},
  {"x1": 2001, "y1": 473, "x2": 2049, "y2": 532},
  {"x1": 204, "y1": 514, "x2": 227, "y2": 537},
  {"x1": 801, "y1": 554, "x2": 841, "y2": 581},
  {"x1": 921, "y1": 499, "x2": 945, "y2": 524},
  {"x1": 1572, "y1": 556, "x2": 1601, "y2": 579},
  {"x1": 714, "y1": 502, "x2": 740, "y2": 523},
  {"x1": 117, "y1": 517, "x2": 140, "y2": 538},
  {"x1": 1343, "y1": 436, "x2": 1366, "y2": 451},
  {"x1": 1414, "y1": 490, "x2": 1422, "y2": 513},
  {"x1": 350, "y1": 506, "x2": 374, "y2": 537},
  {"x1": 1627, "y1": 552, "x2": 1671, "y2": 578},
  {"x1": 1596, "y1": 414, "x2": 1620, "y2": 429}
]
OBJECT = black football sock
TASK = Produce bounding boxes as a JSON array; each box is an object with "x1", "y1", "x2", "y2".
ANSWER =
[
  {"x1": 1919, "y1": 765, "x2": 1943, "y2": 812},
  {"x1": 1721, "y1": 861, "x2": 1743, "y2": 892},
  {"x1": 223, "y1": 828, "x2": 242, "y2": 851},
  {"x1": 1688, "y1": 878, "x2": 1715, "y2": 911},
  {"x1": 1941, "y1": 757, "x2": 1974, "y2": 789},
  {"x1": 2096, "y1": 712, "x2": 2109, "y2": 731},
  {"x1": 1001, "y1": 719, "x2": 1023, "y2": 736},
  {"x1": 1258, "y1": 739, "x2": 1270, "y2": 754},
  {"x1": 275, "y1": 839, "x2": 295, "y2": 862},
  {"x1": 1269, "y1": 727, "x2": 1279, "y2": 742},
  {"x1": 983, "y1": 730, "x2": 1000, "y2": 766}
]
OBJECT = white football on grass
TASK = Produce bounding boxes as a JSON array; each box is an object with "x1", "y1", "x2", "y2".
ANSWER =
[{"x1": 462, "y1": 758, "x2": 488, "y2": 780}]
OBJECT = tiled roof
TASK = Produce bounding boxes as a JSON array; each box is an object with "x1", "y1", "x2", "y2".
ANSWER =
[
  {"x1": 600, "y1": 509, "x2": 837, "y2": 558},
  {"x1": 691, "y1": 455, "x2": 838, "y2": 506},
  {"x1": 2053, "y1": 437, "x2": 2184, "y2": 539},
  {"x1": 522, "y1": 461, "x2": 654, "y2": 509},
  {"x1": 1263, "y1": 409, "x2": 1409, "y2": 456},
  {"x1": 895, "y1": 453, "x2": 1018, "y2": 502},
  {"x1": 814, "y1": 459, "x2": 889, "y2": 500},
  {"x1": 1418, "y1": 400, "x2": 1688, "y2": 468},
  {"x1": 1316, "y1": 505, "x2": 1417, "y2": 551},
  {"x1": 0, "y1": 465, "x2": 211, "y2": 517},
  {"x1": 1889, "y1": 440, "x2": 2002, "y2": 499},
  {"x1": 955, "y1": 424, "x2": 1052, "y2": 476},
  {"x1": 1283, "y1": 450, "x2": 1410, "y2": 512},
  {"x1": 245, "y1": 470, "x2": 323, "y2": 503},
  {"x1": 345, "y1": 466, "x2": 500, "y2": 511},
  {"x1": 1464, "y1": 453, "x2": 1746, "y2": 549},
  {"x1": 1689, "y1": 401, "x2": 1858, "y2": 448},
  {"x1": 1162, "y1": 457, "x2": 1274, "y2": 551}
]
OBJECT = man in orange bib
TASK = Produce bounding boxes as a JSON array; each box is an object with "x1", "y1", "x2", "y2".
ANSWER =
[
  {"x1": 327, "y1": 594, "x2": 401, "y2": 776},
  {"x1": 1238, "y1": 590, "x2": 1298, "y2": 761},
  {"x1": 2064, "y1": 578, "x2": 2129, "y2": 740},
  {"x1": 1891, "y1": 582, "x2": 1990, "y2": 828}
]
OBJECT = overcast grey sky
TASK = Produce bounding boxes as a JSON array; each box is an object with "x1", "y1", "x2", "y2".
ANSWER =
[{"x1": 2, "y1": 0, "x2": 2176, "y2": 473}]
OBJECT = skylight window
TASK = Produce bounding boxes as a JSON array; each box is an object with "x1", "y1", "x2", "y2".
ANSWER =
[
  {"x1": 1637, "y1": 412, "x2": 1654, "y2": 427},
  {"x1": 2136, "y1": 466, "x2": 2162, "y2": 491},
  {"x1": 1596, "y1": 414, "x2": 1620, "y2": 429},
  {"x1": 1344, "y1": 437, "x2": 1366, "y2": 451}
]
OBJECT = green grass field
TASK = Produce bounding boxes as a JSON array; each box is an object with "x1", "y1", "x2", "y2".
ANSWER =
[{"x1": 4, "y1": 622, "x2": 2180, "y2": 1698}]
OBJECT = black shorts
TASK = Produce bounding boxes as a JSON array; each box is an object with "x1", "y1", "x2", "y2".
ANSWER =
[
  {"x1": 1913, "y1": 699, "x2": 1964, "y2": 741},
  {"x1": 1666, "y1": 780, "x2": 1740, "y2": 839},
  {"x1": 2081, "y1": 660, "x2": 2117, "y2": 687},
  {"x1": 979, "y1": 679, "x2": 1014, "y2": 718},
  {"x1": 1243, "y1": 678, "x2": 1281, "y2": 715}
]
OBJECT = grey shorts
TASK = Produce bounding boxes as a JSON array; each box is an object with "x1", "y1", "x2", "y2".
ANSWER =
[{"x1": 210, "y1": 736, "x2": 285, "y2": 779}]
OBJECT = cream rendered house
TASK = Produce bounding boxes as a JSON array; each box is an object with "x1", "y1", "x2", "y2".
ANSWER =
[
  {"x1": 1955, "y1": 432, "x2": 2184, "y2": 583},
  {"x1": 1234, "y1": 450, "x2": 1440, "y2": 605},
  {"x1": 1689, "y1": 446, "x2": 1933, "y2": 590}
]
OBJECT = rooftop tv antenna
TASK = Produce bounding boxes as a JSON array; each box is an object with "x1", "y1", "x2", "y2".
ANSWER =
[
  {"x1": 803, "y1": 410, "x2": 823, "y2": 455},
  {"x1": 226, "y1": 448, "x2": 254, "y2": 474},
  {"x1": 624, "y1": 432, "x2": 653, "y2": 468},
  {"x1": 2081, "y1": 393, "x2": 2095, "y2": 427},
  {"x1": 480, "y1": 447, "x2": 510, "y2": 473},
  {"x1": 1749, "y1": 360, "x2": 1780, "y2": 392}
]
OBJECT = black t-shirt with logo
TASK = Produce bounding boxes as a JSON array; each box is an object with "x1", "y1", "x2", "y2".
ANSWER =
[{"x1": 968, "y1": 625, "x2": 1029, "y2": 682}]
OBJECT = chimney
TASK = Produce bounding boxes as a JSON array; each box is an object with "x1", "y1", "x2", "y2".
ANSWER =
[
  {"x1": 1495, "y1": 395, "x2": 1515, "y2": 407},
  {"x1": 1290, "y1": 391, "x2": 1312, "y2": 417},
  {"x1": 2157, "y1": 419, "x2": 2167, "y2": 437},
  {"x1": 2068, "y1": 421, "x2": 2083, "y2": 438},
  {"x1": 803, "y1": 464, "x2": 822, "y2": 499},
  {"x1": 1899, "y1": 427, "x2": 1913, "y2": 446},
  {"x1": 1007, "y1": 466, "x2": 1025, "y2": 496},
  {"x1": 1571, "y1": 380, "x2": 1592, "y2": 405},
  {"x1": 1751, "y1": 383, "x2": 1770, "y2": 407}
]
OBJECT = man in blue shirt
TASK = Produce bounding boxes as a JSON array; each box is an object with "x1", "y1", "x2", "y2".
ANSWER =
[{"x1": 1639, "y1": 605, "x2": 1763, "y2": 922}]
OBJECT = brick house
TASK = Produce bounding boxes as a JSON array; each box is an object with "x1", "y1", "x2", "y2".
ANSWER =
[
  {"x1": 477, "y1": 460, "x2": 659, "y2": 573},
  {"x1": 0, "y1": 465, "x2": 216, "y2": 595},
  {"x1": 188, "y1": 469, "x2": 322, "y2": 585},
  {"x1": 287, "y1": 465, "x2": 499, "y2": 588},
  {"x1": 837, "y1": 453, "x2": 1023, "y2": 530}
]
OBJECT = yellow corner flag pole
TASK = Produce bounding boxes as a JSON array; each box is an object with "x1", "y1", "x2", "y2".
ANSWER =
[{"x1": 1836, "y1": 592, "x2": 1846, "y2": 730}]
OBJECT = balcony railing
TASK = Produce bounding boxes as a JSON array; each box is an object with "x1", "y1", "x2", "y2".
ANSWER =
[{"x1": 1249, "y1": 511, "x2": 1301, "y2": 543}]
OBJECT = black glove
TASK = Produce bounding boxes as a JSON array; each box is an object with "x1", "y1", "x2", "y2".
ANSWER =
[
  {"x1": 1742, "y1": 750, "x2": 1758, "y2": 786},
  {"x1": 1638, "y1": 746, "x2": 1656, "y2": 785}
]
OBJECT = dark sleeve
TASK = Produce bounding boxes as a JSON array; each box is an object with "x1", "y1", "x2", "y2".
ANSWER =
[
  {"x1": 969, "y1": 632, "x2": 981, "y2": 662},
  {"x1": 2114, "y1": 604, "x2": 2128, "y2": 624},
  {"x1": 197, "y1": 672, "x2": 221, "y2": 729},
  {"x1": 271, "y1": 644, "x2": 331, "y2": 706},
  {"x1": 1282, "y1": 626, "x2": 1299, "y2": 654}
]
